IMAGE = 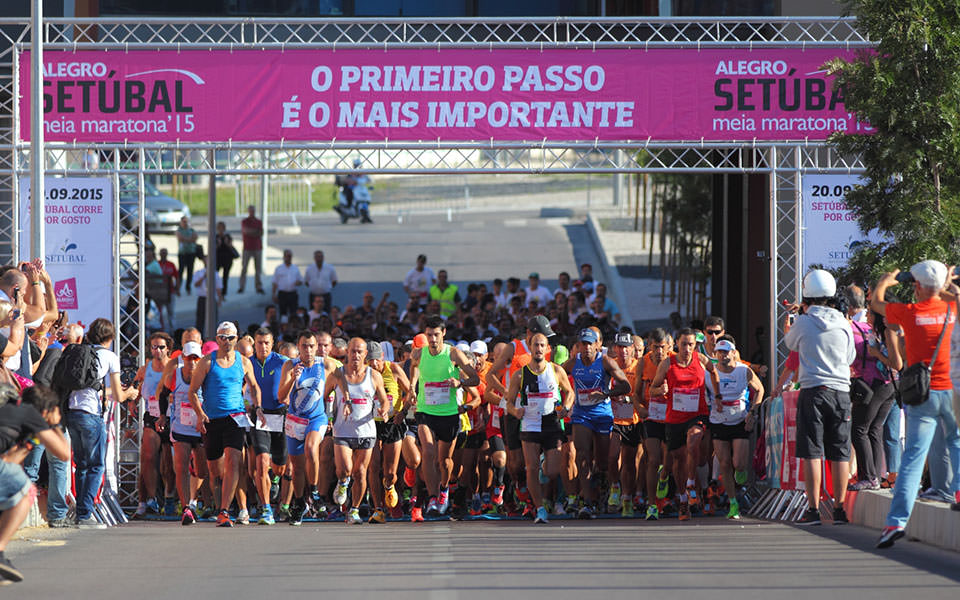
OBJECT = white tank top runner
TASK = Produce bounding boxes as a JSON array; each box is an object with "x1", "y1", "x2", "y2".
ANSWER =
[
  {"x1": 333, "y1": 366, "x2": 377, "y2": 439},
  {"x1": 708, "y1": 362, "x2": 751, "y2": 425}
]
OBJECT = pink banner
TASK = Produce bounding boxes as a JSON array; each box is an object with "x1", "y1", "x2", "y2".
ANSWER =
[{"x1": 21, "y1": 48, "x2": 866, "y2": 143}]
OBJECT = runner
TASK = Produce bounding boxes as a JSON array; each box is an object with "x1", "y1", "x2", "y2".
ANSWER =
[
  {"x1": 563, "y1": 327, "x2": 631, "y2": 518},
  {"x1": 332, "y1": 338, "x2": 390, "y2": 524},
  {"x1": 132, "y1": 331, "x2": 174, "y2": 518},
  {"x1": 277, "y1": 330, "x2": 345, "y2": 526},
  {"x1": 504, "y1": 333, "x2": 575, "y2": 524},
  {"x1": 707, "y1": 337, "x2": 764, "y2": 520},
  {"x1": 366, "y1": 340, "x2": 411, "y2": 523},
  {"x1": 486, "y1": 316, "x2": 555, "y2": 513},
  {"x1": 607, "y1": 332, "x2": 644, "y2": 517},
  {"x1": 404, "y1": 315, "x2": 480, "y2": 517},
  {"x1": 188, "y1": 321, "x2": 262, "y2": 527},
  {"x1": 249, "y1": 328, "x2": 288, "y2": 525},
  {"x1": 399, "y1": 334, "x2": 426, "y2": 521},
  {"x1": 163, "y1": 341, "x2": 206, "y2": 525},
  {"x1": 649, "y1": 328, "x2": 720, "y2": 521},
  {"x1": 638, "y1": 328, "x2": 674, "y2": 520}
]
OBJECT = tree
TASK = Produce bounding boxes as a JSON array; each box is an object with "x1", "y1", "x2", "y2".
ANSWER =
[{"x1": 825, "y1": 0, "x2": 960, "y2": 288}]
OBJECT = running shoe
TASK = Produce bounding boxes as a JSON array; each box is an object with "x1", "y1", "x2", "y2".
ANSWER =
[
  {"x1": 876, "y1": 526, "x2": 905, "y2": 549},
  {"x1": 686, "y1": 485, "x2": 699, "y2": 506},
  {"x1": 437, "y1": 489, "x2": 451, "y2": 514},
  {"x1": 621, "y1": 499, "x2": 634, "y2": 518},
  {"x1": 521, "y1": 503, "x2": 534, "y2": 519},
  {"x1": 236, "y1": 509, "x2": 250, "y2": 525},
  {"x1": 369, "y1": 509, "x2": 386, "y2": 524},
  {"x1": 325, "y1": 508, "x2": 343, "y2": 522},
  {"x1": 796, "y1": 507, "x2": 821, "y2": 526},
  {"x1": 678, "y1": 503, "x2": 691, "y2": 522},
  {"x1": 346, "y1": 508, "x2": 363, "y2": 524},
  {"x1": 426, "y1": 497, "x2": 440, "y2": 517},
  {"x1": 334, "y1": 480, "x2": 349, "y2": 506},
  {"x1": 145, "y1": 498, "x2": 161, "y2": 514},
  {"x1": 608, "y1": 483, "x2": 622, "y2": 509},
  {"x1": 289, "y1": 504, "x2": 303, "y2": 526},
  {"x1": 833, "y1": 506, "x2": 849, "y2": 525},
  {"x1": 534, "y1": 506, "x2": 549, "y2": 524},
  {"x1": 314, "y1": 503, "x2": 329, "y2": 520},
  {"x1": 385, "y1": 485, "x2": 399, "y2": 509},
  {"x1": 516, "y1": 487, "x2": 532, "y2": 505},
  {"x1": 469, "y1": 495, "x2": 483, "y2": 516},
  {"x1": 258, "y1": 506, "x2": 275, "y2": 525},
  {"x1": 132, "y1": 504, "x2": 146, "y2": 520},
  {"x1": 389, "y1": 505, "x2": 404, "y2": 519},
  {"x1": 0, "y1": 553, "x2": 24, "y2": 583},
  {"x1": 726, "y1": 498, "x2": 741, "y2": 520},
  {"x1": 553, "y1": 501, "x2": 567, "y2": 516},
  {"x1": 410, "y1": 507, "x2": 424, "y2": 522},
  {"x1": 181, "y1": 507, "x2": 196, "y2": 526},
  {"x1": 276, "y1": 505, "x2": 290, "y2": 523},
  {"x1": 216, "y1": 510, "x2": 233, "y2": 527},
  {"x1": 163, "y1": 497, "x2": 179, "y2": 516},
  {"x1": 577, "y1": 505, "x2": 595, "y2": 520},
  {"x1": 645, "y1": 505, "x2": 659, "y2": 520},
  {"x1": 847, "y1": 479, "x2": 877, "y2": 491},
  {"x1": 656, "y1": 466, "x2": 670, "y2": 499},
  {"x1": 403, "y1": 467, "x2": 417, "y2": 488},
  {"x1": 270, "y1": 476, "x2": 280, "y2": 503},
  {"x1": 491, "y1": 486, "x2": 505, "y2": 506}
]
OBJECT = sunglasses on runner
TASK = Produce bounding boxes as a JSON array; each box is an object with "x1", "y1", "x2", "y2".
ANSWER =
[
  {"x1": 705, "y1": 329, "x2": 723, "y2": 335},
  {"x1": 151, "y1": 344, "x2": 166, "y2": 350},
  {"x1": 217, "y1": 335, "x2": 236, "y2": 341}
]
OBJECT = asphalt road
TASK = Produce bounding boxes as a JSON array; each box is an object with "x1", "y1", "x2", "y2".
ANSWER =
[{"x1": 7, "y1": 517, "x2": 960, "y2": 599}]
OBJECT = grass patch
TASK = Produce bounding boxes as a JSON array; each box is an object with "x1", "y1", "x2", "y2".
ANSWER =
[{"x1": 160, "y1": 182, "x2": 338, "y2": 216}]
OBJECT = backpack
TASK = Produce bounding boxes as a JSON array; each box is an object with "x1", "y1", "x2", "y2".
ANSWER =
[{"x1": 51, "y1": 343, "x2": 103, "y2": 394}]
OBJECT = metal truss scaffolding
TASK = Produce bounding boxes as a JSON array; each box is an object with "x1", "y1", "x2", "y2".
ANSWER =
[{"x1": 0, "y1": 16, "x2": 868, "y2": 509}]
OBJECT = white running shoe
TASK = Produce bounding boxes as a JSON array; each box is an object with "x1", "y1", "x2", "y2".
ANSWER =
[
  {"x1": 334, "y1": 480, "x2": 349, "y2": 506},
  {"x1": 346, "y1": 508, "x2": 363, "y2": 524}
]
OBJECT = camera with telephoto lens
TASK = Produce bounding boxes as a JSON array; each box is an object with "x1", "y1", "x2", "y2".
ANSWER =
[{"x1": 120, "y1": 368, "x2": 137, "y2": 388}]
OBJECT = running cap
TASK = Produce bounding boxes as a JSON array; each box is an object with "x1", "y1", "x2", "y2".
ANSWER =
[
  {"x1": 201, "y1": 341, "x2": 219, "y2": 355},
  {"x1": 366, "y1": 340, "x2": 383, "y2": 360},
  {"x1": 910, "y1": 260, "x2": 948, "y2": 288},
  {"x1": 413, "y1": 333, "x2": 428, "y2": 348},
  {"x1": 470, "y1": 340, "x2": 488, "y2": 355},
  {"x1": 216, "y1": 321, "x2": 237, "y2": 335},
  {"x1": 456, "y1": 341, "x2": 470, "y2": 353},
  {"x1": 182, "y1": 341, "x2": 203, "y2": 357},
  {"x1": 613, "y1": 332, "x2": 633, "y2": 347},
  {"x1": 552, "y1": 344, "x2": 569, "y2": 365},
  {"x1": 526, "y1": 315, "x2": 555, "y2": 337},
  {"x1": 715, "y1": 339, "x2": 736, "y2": 353},
  {"x1": 802, "y1": 269, "x2": 836, "y2": 298},
  {"x1": 528, "y1": 272, "x2": 539, "y2": 279},
  {"x1": 579, "y1": 329, "x2": 599, "y2": 343}
]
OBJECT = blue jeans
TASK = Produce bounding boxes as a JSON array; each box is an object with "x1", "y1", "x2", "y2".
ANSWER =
[
  {"x1": 22, "y1": 428, "x2": 72, "y2": 520},
  {"x1": 926, "y1": 420, "x2": 954, "y2": 497},
  {"x1": 883, "y1": 406, "x2": 902, "y2": 474},
  {"x1": 886, "y1": 389, "x2": 960, "y2": 528},
  {"x1": 66, "y1": 410, "x2": 107, "y2": 521}
]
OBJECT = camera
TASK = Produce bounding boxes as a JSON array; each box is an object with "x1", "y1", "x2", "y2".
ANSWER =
[
  {"x1": 895, "y1": 271, "x2": 915, "y2": 284},
  {"x1": 120, "y1": 368, "x2": 137, "y2": 388}
]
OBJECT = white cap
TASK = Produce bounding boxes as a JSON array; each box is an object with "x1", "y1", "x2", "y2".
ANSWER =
[
  {"x1": 456, "y1": 341, "x2": 470, "y2": 353},
  {"x1": 802, "y1": 269, "x2": 836, "y2": 298},
  {"x1": 470, "y1": 340, "x2": 488, "y2": 355},
  {"x1": 381, "y1": 341, "x2": 395, "y2": 362},
  {"x1": 216, "y1": 321, "x2": 237, "y2": 335},
  {"x1": 715, "y1": 339, "x2": 736, "y2": 353},
  {"x1": 910, "y1": 260, "x2": 948, "y2": 288},
  {"x1": 182, "y1": 341, "x2": 203, "y2": 357}
]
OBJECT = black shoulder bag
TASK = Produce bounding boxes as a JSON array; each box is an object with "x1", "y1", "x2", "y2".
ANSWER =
[
  {"x1": 849, "y1": 322, "x2": 874, "y2": 405},
  {"x1": 897, "y1": 304, "x2": 952, "y2": 406}
]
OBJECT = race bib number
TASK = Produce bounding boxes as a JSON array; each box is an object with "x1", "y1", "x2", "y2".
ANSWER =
[
  {"x1": 612, "y1": 397, "x2": 635, "y2": 421},
  {"x1": 522, "y1": 392, "x2": 553, "y2": 432},
  {"x1": 146, "y1": 396, "x2": 161, "y2": 418},
  {"x1": 491, "y1": 409, "x2": 501, "y2": 430},
  {"x1": 256, "y1": 413, "x2": 284, "y2": 433},
  {"x1": 424, "y1": 381, "x2": 451, "y2": 406},
  {"x1": 647, "y1": 399, "x2": 667, "y2": 422},
  {"x1": 386, "y1": 394, "x2": 395, "y2": 418},
  {"x1": 230, "y1": 412, "x2": 253, "y2": 430},
  {"x1": 179, "y1": 402, "x2": 197, "y2": 427},
  {"x1": 672, "y1": 387, "x2": 700, "y2": 413},
  {"x1": 577, "y1": 387, "x2": 603, "y2": 407},
  {"x1": 285, "y1": 413, "x2": 308, "y2": 440}
]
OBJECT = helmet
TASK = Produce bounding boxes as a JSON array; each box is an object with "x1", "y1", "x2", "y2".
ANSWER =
[{"x1": 802, "y1": 269, "x2": 836, "y2": 299}]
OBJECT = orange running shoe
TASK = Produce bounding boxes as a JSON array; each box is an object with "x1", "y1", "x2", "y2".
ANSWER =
[
  {"x1": 410, "y1": 507, "x2": 424, "y2": 522},
  {"x1": 403, "y1": 467, "x2": 417, "y2": 488},
  {"x1": 216, "y1": 510, "x2": 233, "y2": 527},
  {"x1": 678, "y1": 503, "x2": 691, "y2": 521}
]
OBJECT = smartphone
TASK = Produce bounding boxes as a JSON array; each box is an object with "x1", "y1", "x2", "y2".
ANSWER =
[
  {"x1": 895, "y1": 271, "x2": 915, "y2": 284},
  {"x1": 787, "y1": 314, "x2": 796, "y2": 325}
]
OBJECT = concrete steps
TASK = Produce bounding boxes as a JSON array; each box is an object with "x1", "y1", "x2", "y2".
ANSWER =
[{"x1": 847, "y1": 488, "x2": 960, "y2": 552}]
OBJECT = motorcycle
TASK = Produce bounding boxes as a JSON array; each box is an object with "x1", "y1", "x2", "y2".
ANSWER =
[{"x1": 334, "y1": 173, "x2": 373, "y2": 224}]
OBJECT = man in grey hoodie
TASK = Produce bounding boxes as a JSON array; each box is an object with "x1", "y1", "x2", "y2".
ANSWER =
[{"x1": 784, "y1": 269, "x2": 856, "y2": 526}]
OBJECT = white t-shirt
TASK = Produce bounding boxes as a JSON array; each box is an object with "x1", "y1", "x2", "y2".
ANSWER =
[
  {"x1": 192, "y1": 268, "x2": 223, "y2": 298},
  {"x1": 404, "y1": 267, "x2": 435, "y2": 303},
  {"x1": 553, "y1": 286, "x2": 573, "y2": 297},
  {"x1": 272, "y1": 263, "x2": 302, "y2": 292},
  {"x1": 304, "y1": 263, "x2": 338, "y2": 295},
  {"x1": 68, "y1": 346, "x2": 121, "y2": 415},
  {"x1": 525, "y1": 285, "x2": 553, "y2": 307}
]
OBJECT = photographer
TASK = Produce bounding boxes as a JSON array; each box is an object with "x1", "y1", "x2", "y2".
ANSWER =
[
  {"x1": 0, "y1": 384, "x2": 70, "y2": 584},
  {"x1": 784, "y1": 270, "x2": 856, "y2": 526},
  {"x1": 872, "y1": 260, "x2": 960, "y2": 549}
]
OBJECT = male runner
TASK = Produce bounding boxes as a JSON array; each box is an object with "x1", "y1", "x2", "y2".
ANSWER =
[
  {"x1": 563, "y1": 328, "x2": 630, "y2": 518},
  {"x1": 649, "y1": 328, "x2": 720, "y2": 521},
  {"x1": 505, "y1": 333, "x2": 575, "y2": 524},
  {"x1": 404, "y1": 315, "x2": 479, "y2": 516},
  {"x1": 607, "y1": 332, "x2": 645, "y2": 517},
  {"x1": 188, "y1": 321, "x2": 262, "y2": 527},
  {"x1": 277, "y1": 330, "x2": 345, "y2": 526},
  {"x1": 367, "y1": 340, "x2": 411, "y2": 523},
  {"x1": 707, "y1": 337, "x2": 764, "y2": 520},
  {"x1": 249, "y1": 328, "x2": 288, "y2": 524},
  {"x1": 164, "y1": 341, "x2": 205, "y2": 525},
  {"x1": 638, "y1": 328, "x2": 674, "y2": 520},
  {"x1": 132, "y1": 331, "x2": 174, "y2": 518}
]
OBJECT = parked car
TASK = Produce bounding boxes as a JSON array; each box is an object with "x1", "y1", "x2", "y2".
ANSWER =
[{"x1": 119, "y1": 176, "x2": 191, "y2": 233}]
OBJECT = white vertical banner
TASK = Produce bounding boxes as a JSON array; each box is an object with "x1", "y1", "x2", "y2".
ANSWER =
[
  {"x1": 19, "y1": 177, "x2": 115, "y2": 328},
  {"x1": 801, "y1": 173, "x2": 884, "y2": 273}
]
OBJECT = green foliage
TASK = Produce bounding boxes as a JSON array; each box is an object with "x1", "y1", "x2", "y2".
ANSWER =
[{"x1": 825, "y1": 0, "x2": 960, "y2": 285}]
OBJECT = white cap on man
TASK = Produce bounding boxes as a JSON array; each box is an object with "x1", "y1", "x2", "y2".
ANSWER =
[
  {"x1": 910, "y1": 260, "x2": 948, "y2": 289},
  {"x1": 217, "y1": 321, "x2": 238, "y2": 336},
  {"x1": 802, "y1": 269, "x2": 836, "y2": 298},
  {"x1": 715, "y1": 339, "x2": 736, "y2": 353},
  {"x1": 470, "y1": 340, "x2": 488, "y2": 355},
  {"x1": 182, "y1": 341, "x2": 203, "y2": 357}
]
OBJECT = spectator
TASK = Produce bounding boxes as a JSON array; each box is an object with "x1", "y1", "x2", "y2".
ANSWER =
[
  {"x1": 492, "y1": 278, "x2": 508, "y2": 309},
  {"x1": 272, "y1": 249, "x2": 302, "y2": 319},
  {"x1": 238, "y1": 205, "x2": 264, "y2": 295},
  {"x1": 578, "y1": 262, "x2": 595, "y2": 293},
  {"x1": 304, "y1": 250, "x2": 338, "y2": 311},
  {"x1": 428, "y1": 270, "x2": 461, "y2": 319},
  {"x1": 64, "y1": 318, "x2": 137, "y2": 529},
  {"x1": 403, "y1": 254, "x2": 435, "y2": 307},
  {"x1": 784, "y1": 269, "x2": 856, "y2": 526},
  {"x1": 554, "y1": 271, "x2": 573, "y2": 297},
  {"x1": 873, "y1": 261, "x2": 960, "y2": 547},
  {"x1": 192, "y1": 250, "x2": 223, "y2": 335},
  {"x1": 215, "y1": 221, "x2": 238, "y2": 298},
  {"x1": 524, "y1": 272, "x2": 552, "y2": 307},
  {"x1": 157, "y1": 248, "x2": 180, "y2": 329},
  {"x1": 176, "y1": 216, "x2": 198, "y2": 294},
  {"x1": 0, "y1": 269, "x2": 27, "y2": 368}
]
